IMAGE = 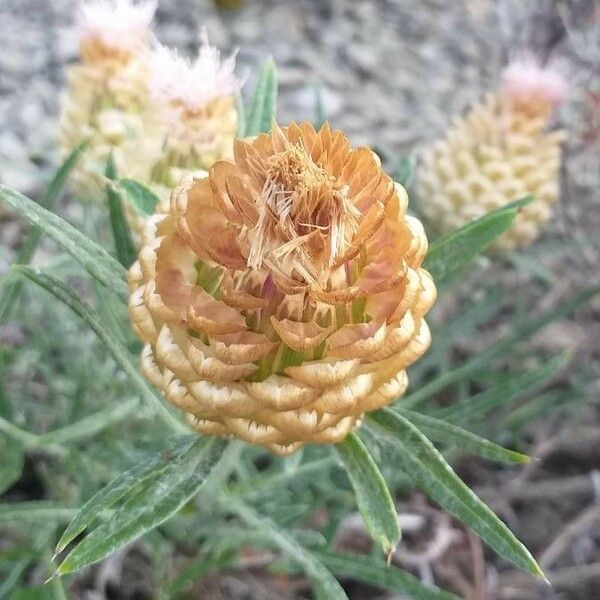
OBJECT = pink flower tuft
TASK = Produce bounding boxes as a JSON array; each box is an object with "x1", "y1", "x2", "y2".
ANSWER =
[
  {"x1": 149, "y1": 29, "x2": 242, "y2": 112},
  {"x1": 502, "y1": 57, "x2": 568, "y2": 107},
  {"x1": 77, "y1": 0, "x2": 156, "y2": 52}
]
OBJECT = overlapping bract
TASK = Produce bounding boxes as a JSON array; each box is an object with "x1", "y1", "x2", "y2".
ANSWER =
[
  {"x1": 418, "y1": 60, "x2": 566, "y2": 249},
  {"x1": 58, "y1": 0, "x2": 155, "y2": 200},
  {"x1": 129, "y1": 122, "x2": 436, "y2": 454}
]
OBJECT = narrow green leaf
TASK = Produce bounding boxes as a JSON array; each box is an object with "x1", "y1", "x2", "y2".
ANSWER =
[
  {"x1": 367, "y1": 409, "x2": 544, "y2": 578},
  {"x1": 314, "y1": 83, "x2": 325, "y2": 129},
  {"x1": 424, "y1": 196, "x2": 532, "y2": 283},
  {"x1": 57, "y1": 437, "x2": 226, "y2": 574},
  {"x1": 0, "y1": 502, "x2": 76, "y2": 524},
  {"x1": 316, "y1": 550, "x2": 461, "y2": 600},
  {"x1": 394, "y1": 408, "x2": 529, "y2": 464},
  {"x1": 119, "y1": 178, "x2": 160, "y2": 216},
  {"x1": 56, "y1": 436, "x2": 196, "y2": 554},
  {"x1": 335, "y1": 433, "x2": 400, "y2": 553},
  {"x1": 245, "y1": 58, "x2": 278, "y2": 136},
  {"x1": 434, "y1": 353, "x2": 570, "y2": 424},
  {"x1": 0, "y1": 141, "x2": 89, "y2": 323},
  {"x1": 15, "y1": 267, "x2": 185, "y2": 433},
  {"x1": 402, "y1": 285, "x2": 600, "y2": 409},
  {"x1": 0, "y1": 437, "x2": 24, "y2": 495},
  {"x1": 394, "y1": 154, "x2": 416, "y2": 189},
  {"x1": 10, "y1": 585, "x2": 53, "y2": 600},
  {"x1": 105, "y1": 155, "x2": 137, "y2": 268},
  {"x1": 166, "y1": 550, "x2": 237, "y2": 595},
  {"x1": 0, "y1": 185, "x2": 127, "y2": 299},
  {"x1": 38, "y1": 398, "x2": 140, "y2": 446},
  {"x1": 228, "y1": 498, "x2": 348, "y2": 600}
]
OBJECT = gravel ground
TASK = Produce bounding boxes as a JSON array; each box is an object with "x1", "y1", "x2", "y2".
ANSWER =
[{"x1": 2, "y1": 0, "x2": 599, "y2": 267}]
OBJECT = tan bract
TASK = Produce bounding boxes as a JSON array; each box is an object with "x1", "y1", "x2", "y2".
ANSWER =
[
  {"x1": 129, "y1": 122, "x2": 436, "y2": 454},
  {"x1": 418, "y1": 88, "x2": 565, "y2": 249},
  {"x1": 58, "y1": 0, "x2": 154, "y2": 201}
]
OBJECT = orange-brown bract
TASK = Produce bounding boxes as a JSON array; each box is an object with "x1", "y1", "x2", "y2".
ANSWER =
[{"x1": 129, "y1": 122, "x2": 436, "y2": 454}]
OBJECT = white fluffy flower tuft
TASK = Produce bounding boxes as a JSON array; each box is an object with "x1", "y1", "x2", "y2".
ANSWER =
[
  {"x1": 77, "y1": 0, "x2": 157, "y2": 52},
  {"x1": 502, "y1": 57, "x2": 568, "y2": 107},
  {"x1": 149, "y1": 30, "x2": 242, "y2": 111}
]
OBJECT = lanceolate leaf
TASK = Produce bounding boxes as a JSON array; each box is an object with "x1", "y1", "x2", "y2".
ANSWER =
[
  {"x1": 314, "y1": 83, "x2": 325, "y2": 129},
  {"x1": 0, "y1": 185, "x2": 127, "y2": 299},
  {"x1": 105, "y1": 155, "x2": 137, "y2": 268},
  {"x1": 57, "y1": 437, "x2": 226, "y2": 574},
  {"x1": 434, "y1": 353, "x2": 570, "y2": 424},
  {"x1": 119, "y1": 178, "x2": 160, "y2": 216},
  {"x1": 0, "y1": 502, "x2": 76, "y2": 524},
  {"x1": 316, "y1": 550, "x2": 461, "y2": 600},
  {"x1": 228, "y1": 498, "x2": 348, "y2": 600},
  {"x1": 335, "y1": 433, "x2": 400, "y2": 554},
  {"x1": 367, "y1": 409, "x2": 544, "y2": 578},
  {"x1": 0, "y1": 141, "x2": 89, "y2": 323},
  {"x1": 394, "y1": 154, "x2": 416, "y2": 189},
  {"x1": 15, "y1": 267, "x2": 185, "y2": 432},
  {"x1": 424, "y1": 196, "x2": 532, "y2": 284},
  {"x1": 245, "y1": 58, "x2": 278, "y2": 136},
  {"x1": 393, "y1": 408, "x2": 529, "y2": 464},
  {"x1": 56, "y1": 436, "x2": 197, "y2": 554},
  {"x1": 38, "y1": 398, "x2": 140, "y2": 446}
]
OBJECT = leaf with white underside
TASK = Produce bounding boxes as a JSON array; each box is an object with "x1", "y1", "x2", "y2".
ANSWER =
[
  {"x1": 367, "y1": 409, "x2": 545, "y2": 579},
  {"x1": 55, "y1": 436, "x2": 197, "y2": 555},
  {"x1": 57, "y1": 437, "x2": 226, "y2": 574},
  {"x1": 335, "y1": 433, "x2": 400, "y2": 554}
]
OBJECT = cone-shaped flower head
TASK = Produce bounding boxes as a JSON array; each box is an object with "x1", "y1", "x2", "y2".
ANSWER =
[
  {"x1": 121, "y1": 30, "x2": 243, "y2": 240},
  {"x1": 129, "y1": 122, "x2": 436, "y2": 455},
  {"x1": 58, "y1": 0, "x2": 156, "y2": 200},
  {"x1": 418, "y1": 58, "x2": 567, "y2": 249}
]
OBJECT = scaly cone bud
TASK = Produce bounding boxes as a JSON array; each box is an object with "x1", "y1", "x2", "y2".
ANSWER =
[
  {"x1": 120, "y1": 29, "x2": 243, "y2": 240},
  {"x1": 418, "y1": 57, "x2": 567, "y2": 249},
  {"x1": 58, "y1": 0, "x2": 156, "y2": 200},
  {"x1": 128, "y1": 122, "x2": 436, "y2": 455}
]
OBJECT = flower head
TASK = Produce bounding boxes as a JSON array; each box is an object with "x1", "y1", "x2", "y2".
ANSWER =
[
  {"x1": 418, "y1": 57, "x2": 566, "y2": 250},
  {"x1": 502, "y1": 57, "x2": 568, "y2": 108},
  {"x1": 129, "y1": 122, "x2": 436, "y2": 454},
  {"x1": 149, "y1": 29, "x2": 242, "y2": 114},
  {"x1": 77, "y1": 0, "x2": 156, "y2": 60}
]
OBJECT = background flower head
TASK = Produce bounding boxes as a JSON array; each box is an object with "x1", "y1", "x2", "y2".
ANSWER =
[
  {"x1": 149, "y1": 29, "x2": 242, "y2": 114},
  {"x1": 77, "y1": 0, "x2": 157, "y2": 58}
]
